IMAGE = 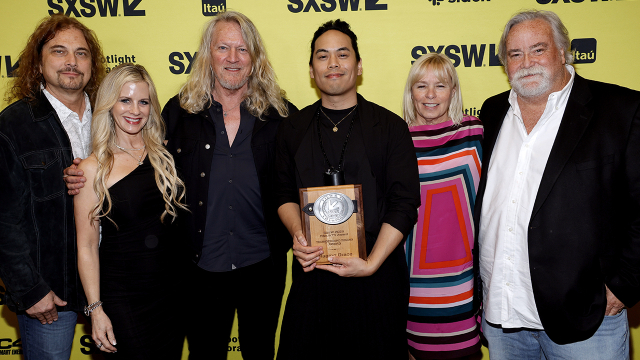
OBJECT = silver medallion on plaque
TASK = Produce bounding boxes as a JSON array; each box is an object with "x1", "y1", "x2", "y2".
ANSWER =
[{"x1": 313, "y1": 192, "x2": 354, "y2": 225}]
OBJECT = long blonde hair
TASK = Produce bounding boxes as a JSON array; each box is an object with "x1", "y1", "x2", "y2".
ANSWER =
[
  {"x1": 179, "y1": 11, "x2": 289, "y2": 119},
  {"x1": 402, "y1": 53, "x2": 464, "y2": 127},
  {"x1": 91, "y1": 63, "x2": 187, "y2": 224}
]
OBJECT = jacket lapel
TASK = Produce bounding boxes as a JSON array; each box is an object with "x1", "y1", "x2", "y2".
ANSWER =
[
  {"x1": 474, "y1": 92, "x2": 510, "y2": 227},
  {"x1": 30, "y1": 90, "x2": 57, "y2": 121},
  {"x1": 482, "y1": 103, "x2": 509, "y2": 173},
  {"x1": 530, "y1": 75, "x2": 593, "y2": 219},
  {"x1": 293, "y1": 101, "x2": 320, "y2": 187},
  {"x1": 357, "y1": 94, "x2": 383, "y2": 183},
  {"x1": 252, "y1": 111, "x2": 268, "y2": 135}
]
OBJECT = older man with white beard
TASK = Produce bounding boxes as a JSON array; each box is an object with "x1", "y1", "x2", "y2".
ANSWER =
[{"x1": 473, "y1": 9, "x2": 640, "y2": 360}]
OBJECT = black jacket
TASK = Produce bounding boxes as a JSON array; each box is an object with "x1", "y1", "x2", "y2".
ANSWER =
[
  {"x1": 474, "y1": 74, "x2": 640, "y2": 344},
  {"x1": 161, "y1": 96, "x2": 297, "y2": 264},
  {"x1": 275, "y1": 94, "x2": 420, "y2": 242},
  {"x1": 0, "y1": 92, "x2": 83, "y2": 313}
]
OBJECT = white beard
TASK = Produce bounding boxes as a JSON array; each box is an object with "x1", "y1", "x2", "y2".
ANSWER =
[{"x1": 510, "y1": 65, "x2": 552, "y2": 99}]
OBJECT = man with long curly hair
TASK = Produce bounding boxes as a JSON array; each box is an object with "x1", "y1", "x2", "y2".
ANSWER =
[{"x1": 0, "y1": 14, "x2": 104, "y2": 359}]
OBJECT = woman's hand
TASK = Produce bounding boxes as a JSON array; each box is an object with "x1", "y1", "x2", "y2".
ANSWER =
[
  {"x1": 291, "y1": 229, "x2": 323, "y2": 272},
  {"x1": 90, "y1": 307, "x2": 117, "y2": 353},
  {"x1": 316, "y1": 256, "x2": 376, "y2": 277}
]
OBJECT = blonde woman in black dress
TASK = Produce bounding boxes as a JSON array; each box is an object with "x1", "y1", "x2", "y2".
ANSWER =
[{"x1": 74, "y1": 63, "x2": 186, "y2": 358}]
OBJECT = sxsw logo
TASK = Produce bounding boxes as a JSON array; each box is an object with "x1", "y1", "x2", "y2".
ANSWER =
[
  {"x1": 287, "y1": 0, "x2": 387, "y2": 13},
  {"x1": 429, "y1": 0, "x2": 491, "y2": 6},
  {"x1": 47, "y1": 0, "x2": 145, "y2": 17},
  {"x1": 0, "y1": 56, "x2": 19, "y2": 78},
  {"x1": 412, "y1": 44, "x2": 501, "y2": 67},
  {"x1": 571, "y1": 38, "x2": 596, "y2": 64},
  {"x1": 202, "y1": 0, "x2": 225, "y2": 16},
  {"x1": 79, "y1": 335, "x2": 100, "y2": 354},
  {"x1": 536, "y1": 0, "x2": 613, "y2": 3},
  {"x1": 169, "y1": 52, "x2": 197, "y2": 75}
]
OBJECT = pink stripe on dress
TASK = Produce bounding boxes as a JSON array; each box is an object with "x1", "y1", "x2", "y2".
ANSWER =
[
  {"x1": 408, "y1": 336, "x2": 480, "y2": 352},
  {"x1": 408, "y1": 317, "x2": 478, "y2": 335}
]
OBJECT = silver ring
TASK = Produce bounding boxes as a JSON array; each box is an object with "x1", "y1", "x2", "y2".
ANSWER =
[{"x1": 97, "y1": 343, "x2": 103, "y2": 349}]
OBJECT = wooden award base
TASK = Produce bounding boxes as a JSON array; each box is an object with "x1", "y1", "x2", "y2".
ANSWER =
[{"x1": 299, "y1": 184, "x2": 366, "y2": 265}]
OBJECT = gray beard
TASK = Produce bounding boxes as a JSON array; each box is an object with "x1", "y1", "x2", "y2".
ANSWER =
[
  {"x1": 215, "y1": 74, "x2": 249, "y2": 91},
  {"x1": 509, "y1": 65, "x2": 552, "y2": 99}
]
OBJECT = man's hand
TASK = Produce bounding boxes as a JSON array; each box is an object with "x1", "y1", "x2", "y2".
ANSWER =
[
  {"x1": 605, "y1": 285, "x2": 625, "y2": 316},
  {"x1": 63, "y1": 157, "x2": 86, "y2": 195},
  {"x1": 316, "y1": 256, "x2": 375, "y2": 277},
  {"x1": 291, "y1": 230, "x2": 323, "y2": 272},
  {"x1": 25, "y1": 290, "x2": 67, "y2": 324}
]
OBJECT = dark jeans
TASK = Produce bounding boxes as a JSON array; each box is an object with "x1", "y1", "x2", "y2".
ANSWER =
[
  {"x1": 187, "y1": 255, "x2": 287, "y2": 360},
  {"x1": 18, "y1": 311, "x2": 77, "y2": 360}
]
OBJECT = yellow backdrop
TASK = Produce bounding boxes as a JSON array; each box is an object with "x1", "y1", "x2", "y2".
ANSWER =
[{"x1": 1, "y1": 0, "x2": 639, "y2": 358}]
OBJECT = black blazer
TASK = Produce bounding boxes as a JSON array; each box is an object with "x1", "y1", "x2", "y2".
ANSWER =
[
  {"x1": 161, "y1": 96, "x2": 297, "y2": 263},
  {"x1": 474, "y1": 74, "x2": 640, "y2": 344}
]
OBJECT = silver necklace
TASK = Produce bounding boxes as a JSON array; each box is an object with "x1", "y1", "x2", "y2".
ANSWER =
[
  {"x1": 115, "y1": 143, "x2": 146, "y2": 165},
  {"x1": 319, "y1": 104, "x2": 358, "y2": 132},
  {"x1": 223, "y1": 101, "x2": 242, "y2": 117},
  {"x1": 114, "y1": 143, "x2": 145, "y2": 151}
]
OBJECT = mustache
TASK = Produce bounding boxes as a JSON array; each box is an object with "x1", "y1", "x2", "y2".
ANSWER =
[
  {"x1": 57, "y1": 67, "x2": 84, "y2": 76},
  {"x1": 512, "y1": 65, "x2": 545, "y2": 81}
]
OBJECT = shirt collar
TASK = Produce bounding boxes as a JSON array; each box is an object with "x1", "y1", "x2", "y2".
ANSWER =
[{"x1": 41, "y1": 85, "x2": 92, "y2": 124}]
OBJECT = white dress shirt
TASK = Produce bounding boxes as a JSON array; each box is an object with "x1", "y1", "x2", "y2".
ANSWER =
[
  {"x1": 479, "y1": 65, "x2": 575, "y2": 329},
  {"x1": 42, "y1": 88, "x2": 92, "y2": 159}
]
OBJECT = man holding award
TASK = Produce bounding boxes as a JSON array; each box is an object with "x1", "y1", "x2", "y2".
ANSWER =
[{"x1": 275, "y1": 19, "x2": 420, "y2": 360}]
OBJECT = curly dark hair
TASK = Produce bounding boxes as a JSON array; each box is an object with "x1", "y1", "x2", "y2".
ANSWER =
[
  {"x1": 309, "y1": 19, "x2": 360, "y2": 65},
  {"x1": 5, "y1": 14, "x2": 106, "y2": 106}
]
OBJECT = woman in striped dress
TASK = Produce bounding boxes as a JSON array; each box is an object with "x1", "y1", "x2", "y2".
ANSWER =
[{"x1": 402, "y1": 53, "x2": 483, "y2": 359}]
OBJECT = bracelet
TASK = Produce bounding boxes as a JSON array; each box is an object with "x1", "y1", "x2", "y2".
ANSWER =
[{"x1": 84, "y1": 300, "x2": 103, "y2": 316}]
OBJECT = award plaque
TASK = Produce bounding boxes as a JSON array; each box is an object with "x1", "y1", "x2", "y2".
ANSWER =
[{"x1": 299, "y1": 184, "x2": 366, "y2": 265}]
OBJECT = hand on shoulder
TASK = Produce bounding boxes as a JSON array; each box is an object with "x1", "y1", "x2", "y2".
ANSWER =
[{"x1": 74, "y1": 154, "x2": 98, "y2": 196}]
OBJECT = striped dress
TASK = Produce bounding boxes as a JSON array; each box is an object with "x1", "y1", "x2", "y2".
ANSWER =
[{"x1": 406, "y1": 115, "x2": 483, "y2": 359}]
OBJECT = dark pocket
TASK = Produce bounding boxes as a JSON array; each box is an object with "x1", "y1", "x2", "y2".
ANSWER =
[
  {"x1": 21, "y1": 149, "x2": 64, "y2": 199},
  {"x1": 575, "y1": 154, "x2": 614, "y2": 171}
]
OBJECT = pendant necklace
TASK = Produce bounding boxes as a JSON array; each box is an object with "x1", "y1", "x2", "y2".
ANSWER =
[
  {"x1": 223, "y1": 101, "x2": 243, "y2": 117},
  {"x1": 114, "y1": 143, "x2": 146, "y2": 165},
  {"x1": 320, "y1": 104, "x2": 358, "y2": 132}
]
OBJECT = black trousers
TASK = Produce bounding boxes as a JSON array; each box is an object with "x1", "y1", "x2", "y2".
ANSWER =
[{"x1": 186, "y1": 255, "x2": 287, "y2": 360}]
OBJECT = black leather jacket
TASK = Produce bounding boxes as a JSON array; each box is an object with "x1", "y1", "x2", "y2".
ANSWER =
[
  {"x1": 0, "y1": 93, "x2": 83, "y2": 313},
  {"x1": 161, "y1": 96, "x2": 297, "y2": 264}
]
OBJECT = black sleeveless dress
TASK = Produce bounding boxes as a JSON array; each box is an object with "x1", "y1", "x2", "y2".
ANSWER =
[{"x1": 99, "y1": 157, "x2": 183, "y2": 359}]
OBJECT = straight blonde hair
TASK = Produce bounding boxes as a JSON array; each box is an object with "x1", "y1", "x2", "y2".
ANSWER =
[{"x1": 402, "y1": 53, "x2": 463, "y2": 127}]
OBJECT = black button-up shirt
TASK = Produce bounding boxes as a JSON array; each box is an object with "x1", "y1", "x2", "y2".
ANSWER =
[{"x1": 198, "y1": 103, "x2": 270, "y2": 272}]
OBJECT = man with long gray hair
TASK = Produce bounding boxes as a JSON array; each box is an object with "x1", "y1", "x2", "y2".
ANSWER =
[
  {"x1": 161, "y1": 10, "x2": 296, "y2": 359},
  {"x1": 475, "y1": 9, "x2": 640, "y2": 359}
]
